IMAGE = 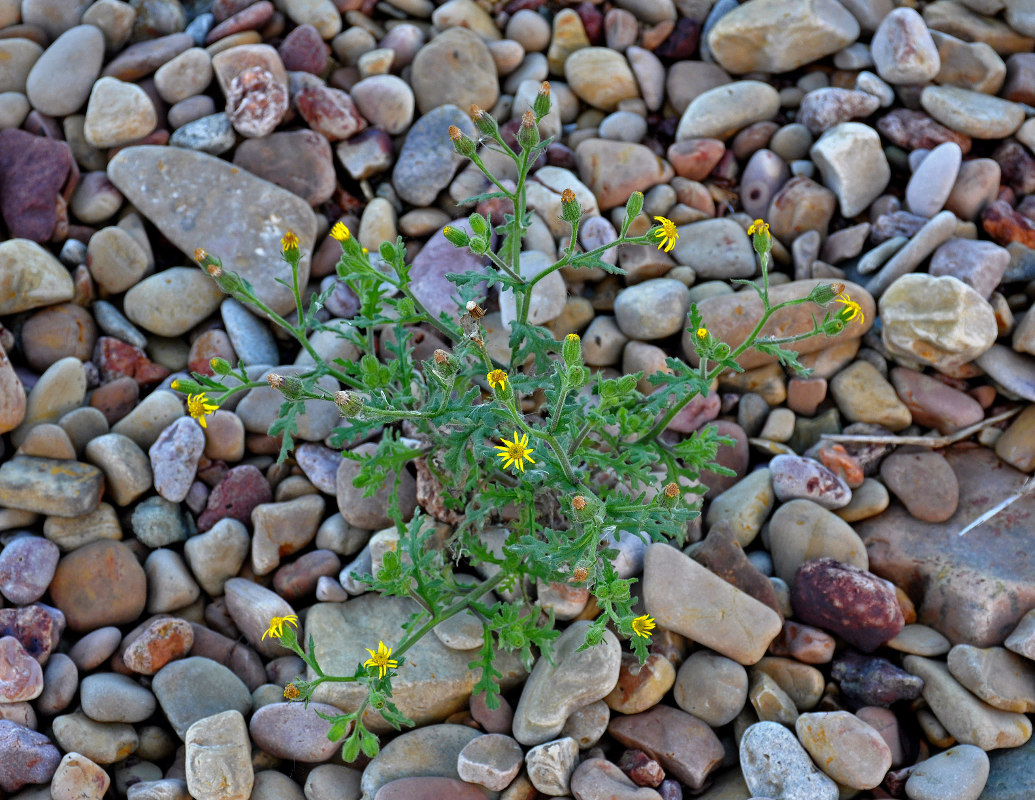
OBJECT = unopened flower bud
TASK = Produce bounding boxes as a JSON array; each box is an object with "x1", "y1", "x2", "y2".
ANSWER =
[
  {"x1": 209, "y1": 357, "x2": 232, "y2": 375},
  {"x1": 533, "y1": 81, "x2": 551, "y2": 119},
  {"x1": 570, "y1": 493, "x2": 599, "y2": 522},
  {"x1": 562, "y1": 332, "x2": 582, "y2": 366},
  {"x1": 469, "y1": 235, "x2": 489, "y2": 255},
  {"x1": 806, "y1": 282, "x2": 844, "y2": 306},
  {"x1": 468, "y1": 212, "x2": 490, "y2": 237},
  {"x1": 624, "y1": 191, "x2": 644, "y2": 224},
  {"x1": 572, "y1": 565, "x2": 589, "y2": 583},
  {"x1": 432, "y1": 349, "x2": 459, "y2": 376},
  {"x1": 469, "y1": 104, "x2": 498, "y2": 137},
  {"x1": 442, "y1": 225, "x2": 471, "y2": 248},
  {"x1": 335, "y1": 390, "x2": 364, "y2": 417},
  {"x1": 448, "y1": 125, "x2": 477, "y2": 158},
  {"x1": 465, "y1": 300, "x2": 486, "y2": 319},
  {"x1": 517, "y1": 110, "x2": 539, "y2": 152},
  {"x1": 560, "y1": 188, "x2": 581, "y2": 225},
  {"x1": 170, "y1": 377, "x2": 203, "y2": 395}
]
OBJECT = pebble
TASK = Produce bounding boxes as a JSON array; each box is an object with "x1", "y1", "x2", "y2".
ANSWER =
[
  {"x1": 905, "y1": 744, "x2": 989, "y2": 800},
  {"x1": 0, "y1": 535, "x2": 59, "y2": 604},
  {"x1": 946, "y1": 644, "x2": 1035, "y2": 712},
  {"x1": 249, "y1": 701, "x2": 344, "y2": 762},
  {"x1": 739, "y1": 721, "x2": 838, "y2": 800},
  {"x1": 184, "y1": 710, "x2": 253, "y2": 800},
  {"x1": 251, "y1": 495, "x2": 325, "y2": 575},
  {"x1": 51, "y1": 751, "x2": 110, "y2": 800},
  {"x1": 879, "y1": 273, "x2": 998, "y2": 368},
  {"x1": 361, "y1": 724, "x2": 483, "y2": 799},
  {"x1": 829, "y1": 360, "x2": 912, "y2": 431},
  {"x1": 675, "y1": 80, "x2": 780, "y2": 141},
  {"x1": 614, "y1": 278, "x2": 690, "y2": 340},
  {"x1": 704, "y1": 467, "x2": 773, "y2": 547},
  {"x1": 706, "y1": 0, "x2": 859, "y2": 74},
  {"x1": 768, "y1": 499, "x2": 869, "y2": 585},
  {"x1": 570, "y1": 758, "x2": 663, "y2": 800},
  {"x1": 153, "y1": 657, "x2": 253, "y2": 740},
  {"x1": 81, "y1": 672, "x2": 157, "y2": 723},
  {"x1": 0, "y1": 239, "x2": 75, "y2": 315},
  {"x1": 921, "y1": 85, "x2": 1025, "y2": 139},
  {"x1": 513, "y1": 619, "x2": 620, "y2": 744},
  {"x1": 670, "y1": 218, "x2": 754, "y2": 279},
  {"x1": 791, "y1": 558, "x2": 904, "y2": 652},
  {"x1": 907, "y1": 142, "x2": 962, "y2": 218},
  {"x1": 122, "y1": 617, "x2": 194, "y2": 675},
  {"x1": 0, "y1": 635, "x2": 44, "y2": 701},
  {"x1": 795, "y1": 710, "x2": 893, "y2": 789},
  {"x1": 457, "y1": 734, "x2": 524, "y2": 791},
  {"x1": 903, "y1": 655, "x2": 1032, "y2": 749},
  {"x1": 25, "y1": 25, "x2": 105, "y2": 116},
  {"x1": 608, "y1": 704, "x2": 724, "y2": 790},
  {"x1": 565, "y1": 47, "x2": 639, "y2": 111},
  {"x1": 672, "y1": 650, "x2": 747, "y2": 727},
  {"x1": 51, "y1": 710, "x2": 138, "y2": 765},
  {"x1": 769, "y1": 454, "x2": 852, "y2": 509},
  {"x1": 0, "y1": 719, "x2": 61, "y2": 792},
  {"x1": 525, "y1": 737, "x2": 579, "y2": 795},
  {"x1": 872, "y1": 8, "x2": 941, "y2": 84},
  {"x1": 929, "y1": 238, "x2": 1010, "y2": 299},
  {"x1": 643, "y1": 542, "x2": 782, "y2": 664}
]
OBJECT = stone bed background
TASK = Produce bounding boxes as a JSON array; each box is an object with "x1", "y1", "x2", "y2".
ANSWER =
[{"x1": 1, "y1": 0, "x2": 1035, "y2": 798}]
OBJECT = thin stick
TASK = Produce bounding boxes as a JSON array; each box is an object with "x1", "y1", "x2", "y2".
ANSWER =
[
  {"x1": 820, "y1": 407, "x2": 1022, "y2": 449},
  {"x1": 957, "y1": 476, "x2": 1035, "y2": 537}
]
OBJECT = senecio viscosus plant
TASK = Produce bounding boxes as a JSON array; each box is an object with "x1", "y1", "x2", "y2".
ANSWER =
[{"x1": 173, "y1": 82, "x2": 862, "y2": 761}]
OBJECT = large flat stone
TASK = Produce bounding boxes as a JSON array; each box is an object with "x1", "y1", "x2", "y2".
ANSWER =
[
  {"x1": 0, "y1": 456, "x2": 103, "y2": 517},
  {"x1": 306, "y1": 594, "x2": 526, "y2": 733},
  {"x1": 106, "y1": 146, "x2": 316, "y2": 316},
  {"x1": 857, "y1": 446, "x2": 1035, "y2": 646}
]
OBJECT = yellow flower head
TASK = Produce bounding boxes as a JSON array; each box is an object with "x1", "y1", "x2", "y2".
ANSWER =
[
  {"x1": 495, "y1": 431, "x2": 535, "y2": 473},
  {"x1": 187, "y1": 393, "x2": 218, "y2": 429},
  {"x1": 631, "y1": 614, "x2": 656, "y2": 639},
  {"x1": 835, "y1": 291, "x2": 864, "y2": 326},
  {"x1": 262, "y1": 614, "x2": 299, "y2": 641},
  {"x1": 696, "y1": 328, "x2": 707, "y2": 339},
  {"x1": 283, "y1": 683, "x2": 301, "y2": 700},
  {"x1": 330, "y1": 222, "x2": 350, "y2": 242},
  {"x1": 566, "y1": 333, "x2": 580, "y2": 343},
  {"x1": 747, "y1": 219, "x2": 766, "y2": 236},
  {"x1": 281, "y1": 230, "x2": 299, "y2": 252},
  {"x1": 653, "y1": 216, "x2": 678, "y2": 253},
  {"x1": 487, "y1": 369, "x2": 508, "y2": 392},
  {"x1": 193, "y1": 248, "x2": 207, "y2": 263},
  {"x1": 364, "y1": 640, "x2": 399, "y2": 680}
]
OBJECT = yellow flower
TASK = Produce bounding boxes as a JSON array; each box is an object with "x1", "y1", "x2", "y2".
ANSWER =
[
  {"x1": 364, "y1": 640, "x2": 399, "y2": 679},
  {"x1": 747, "y1": 219, "x2": 766, "y2": 236},
  {"x1": 631, "y1": 614, "x2": 656, "y2": 639},
  {"x1": 835, "y1": 291, "x2": 865, "y2": 326},
  {"x1": 187, "y1": 393, "x2": 218, "y2": 428},
  {"x1": 281, "y1": 230, "x2": 299, "y2": 252},
  {"x1": 495, "y1": 431, "x2": 535, "y2": 473},
  {"x1": 696, "y1": 328, "x2": 707, "y2": 339},
  {"x1": 652, "y1": 216, "x2": 678, "y2": 253},
  {"x1": 262, "y1": 614, "x2": 299, "y2": 641},
  {"x1": 487, "y1": 369, "x2": 508, "y2": 392},
  {"x1": 283, "y1": 683, "x2": 301, "y2": 700},
  {"x1": 330, "y1": 222, "x2": 350, "y2": 241}
]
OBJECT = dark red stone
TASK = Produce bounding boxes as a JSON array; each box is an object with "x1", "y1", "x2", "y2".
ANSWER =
[
  {"x1": 295, "y1": 86, "x2": 367, "y2": 141},
  {"x1": 1002, "y1": 53, "x2": 1035, "y2": 105},
  {"x1": 993, "y1": 139, "x2": 1035, "y2": 196},
  {"x1": 653, "y1": 18, "x2": 700, "y2": 61},
  {"x1": 618, "y1": 749, "x2": 666, "y2": 787},
  {"x1": 272, "y1": 550, "x2": 341, "y2": 601},
  {"x1": 0, "y1": 129, "x2": 77, "y2": 243},
  {"x1": 196, "y1": 464, "x2": 273, "y2": 532},
  {"x1": 876, "y1": 109, "x2": 972, "y2": 154},
  {"x1": 279, "y1": 23, "x2": 329, "y2": 73},
  {"x1": 791, "y1": 558, "x2": 905, "y2": 652},
  {"x1": 93, "y1": 336, "x2": 170, "y2": 387},
  {"x1": 211, "y1": 0, "x2": 258, "y2": 22},
  {"x1": 0, "y1": 605, "x2": 55, "y2": 664},
  {"x1": 575, "y1": 1, "x2": 603, "y2": 44},
  {"x1": 983, "y1": 198, "x2": 1035, "y2": 248},
  {"x1": 831, "y1": 650, "x2": 924, "y2": 707}
]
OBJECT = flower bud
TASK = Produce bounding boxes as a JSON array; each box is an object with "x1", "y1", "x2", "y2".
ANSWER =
[
  {"x1": 209, "y1": 357, "x2": 232, "y2": 375},
  {"x1": 448, "y1": 125, "x2": 477, "y2": 158},
  {"x1": 468, "y1": 212, "x2": 490, "y2": 237},
  {"x1": 624, "y1": 191, "x2": 644, "y2": 223},
  {"x1": 565, "y1": 364, "x2": 587, "y2": 386},
  {"x1": 269, "y1": 373, "x2": 304, "y2": 399},
  {"x1": 469, "y1": 104, "x2": 498, "y2": 137},
  {"x1": 433, "y1": 349, "x2": 459, "y2": 376},
  {"x1": 284, "y1": 683, "x2": 301, "y2": 700},
  {"x1": 170, "y1": 378, "x2": 203, "y2": 395},
  {"x1": 517, "y1": 110, "x2": 539, "y2": 152},
  {"x1": 469, "y1": 235, "x2": 489, "y2": 255},
  {"x1": 806, "y1": 282, "x2": 843, "y2": 306},
  {"x1": 660, "y1": 482, "x2": 681, "y2": 508},
  {"x1": 335, "y1": 390, "x2": 364, "y2": 417},
  {"x1": 560, "y1": 188, "x2": 581, "y2": 225},
  {"x1": 442, "y1": 225, "x2": 471, "y2": 248},
  {"x1": 572, "y1": 565, "x2": 589, "y2": 583},
  {"x1": 533, "y1": 81, "x2": 552, "y2": 119},
  {"x1": 562, "y1": 332, "x2": 582, "y2": 367},
  {"x1": 570, "y1": 493, "x2": 601, "y2": 522}
]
